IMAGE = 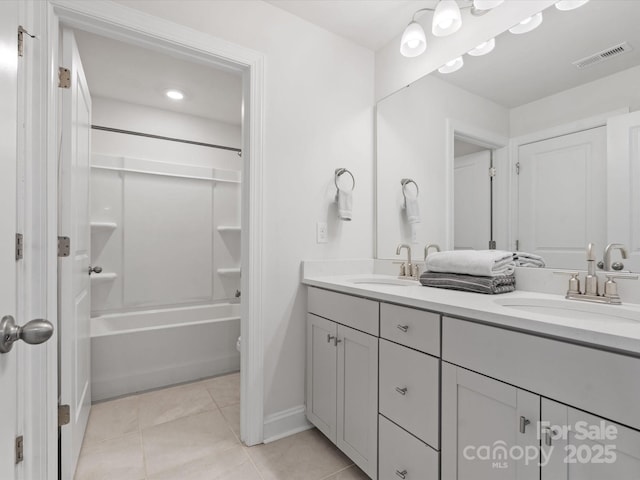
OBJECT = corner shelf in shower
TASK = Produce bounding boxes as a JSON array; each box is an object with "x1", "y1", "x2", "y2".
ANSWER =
[
  {"x1": 91, "y1": 222, "x2": 118, "y2": 233},
  {"x1": 217, "y1": 226, "x2": 241, "y2": 233},
  {"x1": 217, "y1": 268, "x2": 241, "y2": 276},
  {"x1": 91, "y1": 272, "x2": 118, "y2": 283}
]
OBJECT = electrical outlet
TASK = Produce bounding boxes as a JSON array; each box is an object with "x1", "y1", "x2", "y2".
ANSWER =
[{"x1": 316, "y1": 222, "x2": 328, "y2": 243}]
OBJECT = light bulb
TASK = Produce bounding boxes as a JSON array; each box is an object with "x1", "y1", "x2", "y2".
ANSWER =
[
  {"x1": 509, "y1": 12, "x2": 543, "y2": 34},
  {"x1": 432, "y1": 0, "x2": 462, "y2": 37},
  {"x1": 165, "y1": 89, "x2": 184, "y2": 100},
  {"x1": 438, "y1": 56, "x2": 464, "y2": 74},
  {"x1": 473, "y1": 0, "x2": 504, "y2": 10},
  {"x1": 468, "y1": 37, "x2": 496, "y2": 56},
  {"x1": 400, "y1": 21, "x2": 427, "y2": 57},
  {"x1": 555, "y1": 0, "x2": 589, "y2": 11}
]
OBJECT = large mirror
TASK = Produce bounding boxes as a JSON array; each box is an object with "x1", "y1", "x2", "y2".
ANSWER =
[{"x1": 376, "y1": 0, "x2": 640, "y2": 271}]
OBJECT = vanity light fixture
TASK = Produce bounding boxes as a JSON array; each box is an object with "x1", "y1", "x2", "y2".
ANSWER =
[
  {"x1": 165, "y1": 89, "x2": 184, "y2": 100},
  {"x1": 509, "y1": 12, "x2": 543, "y2": 34},
  {"x1": 438, "y1": 56, "x2": 464, "y2": 74},
  {"x1": 468, "y1": 37, "x2": 496, "y2": 56},
  {"x1": 400, "y1": 21, "x2": 428, "y2": 57},
  {"x1": 432, "y1": 0, "x2": 463, "y2": 37},
  {"x1": 555, "y1": 0, "x2": 589, "y2": 11}
]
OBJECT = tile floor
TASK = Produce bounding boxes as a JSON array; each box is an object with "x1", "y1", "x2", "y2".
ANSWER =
[{"x1": 75, "y1": 372, "x2": 368, "y2": 480}]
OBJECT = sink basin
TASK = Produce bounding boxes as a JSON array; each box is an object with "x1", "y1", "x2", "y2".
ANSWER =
[
  {"x1": 349, "y1": 277, "x2": 417, "y2": 287},
  {"x1": 494, "y1": 298, "x2": 640, "y2": 323}
]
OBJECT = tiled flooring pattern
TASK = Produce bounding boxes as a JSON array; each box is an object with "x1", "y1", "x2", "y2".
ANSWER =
[{"x1": 75, "y1": 373, "x2": 368, "y2": 480}]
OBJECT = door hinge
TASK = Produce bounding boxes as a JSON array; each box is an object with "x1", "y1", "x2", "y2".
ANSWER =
[
  {"x1": 515, "y1": 162, "x2": 521, "y2": 175},
  {"x1": 515, "y1": 240, "x2": 520, "y2": 251},
  {"x1": 18, "y1": 26, "x2": 35, "y2": 58},
  {"x1": 488, "y1": 240, "x2": 496, "y2": 250},
  {"x1": 489, "y1": 167, "x2": 496, "y2": 178},
  {"x1": 58, "y1": 405, "x2": 70, "y2": 427},
  {"x1": 58, "y1": 67, "x2": 71, "y2": 88},
  {"x1": 15, "y1": 436, "x2": 23, "y2": 464},
  {"x1": 57, "y1": 236, "x2": 70, "y2": 257},
  {"x1": 15, "y1": 233, "x2": 23, "y2": 260}
]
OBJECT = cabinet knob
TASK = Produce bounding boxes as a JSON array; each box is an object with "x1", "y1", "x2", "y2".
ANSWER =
[
  {"x1": 397, "y1": 324, "x2": 409, "y2": 333},
  {"x1": 519, "y1": 416, "x2": 531, "y2": 434},
  {"x1": 395, "y1": 469, "x2": 407, "y2": 479},
  {"x1": 395, "y1": 386, "x2": 408, "y2": 396}
]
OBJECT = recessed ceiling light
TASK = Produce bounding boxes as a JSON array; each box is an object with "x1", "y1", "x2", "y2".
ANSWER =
[{"x1": 165, "y1": 89, "x2": 184, "y2": 100}]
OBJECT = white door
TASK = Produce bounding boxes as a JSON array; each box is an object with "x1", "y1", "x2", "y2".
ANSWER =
[
  {"x1": 517, "y1": 127, "x2": 606, "y2": 269},
  {"x1": 441, "y1": 363, "x2": 540, "y2": 480},
  {"x1": 336, "y1": 324, "x2": 378, "y2": 479},
  {"x1": 59, "y1": 28, "x2": 92, "y2": 479},
  {"x1": 454, "y1": 150, "x2": 492, "y2": 250},
  {"x1": 0, "y1": 2, "x2": 20, "y2": 477},
  {"x1": 542, "y1": 399, "x2": 640, "y2": 479},
  {"x1": 305, "y1": 313, "x2": 337, "y2": 442},
  {"x1": 607, "y1": 111, "x2": 640, "y2": 272}
]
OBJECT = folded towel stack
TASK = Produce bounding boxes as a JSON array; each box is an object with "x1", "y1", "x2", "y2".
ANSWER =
[
  {"x1": 425, "y1": 250, "x2": 515, "y2": 277},
  {"x1": 422, "y1": 250, "x2": 516, "y2": 294},
  {"x1": 419, "y1": 272, "x2": 516, "y2": 295},
  {"x1": 513, "y1": 251, "x2": 545, "y2": 268}
]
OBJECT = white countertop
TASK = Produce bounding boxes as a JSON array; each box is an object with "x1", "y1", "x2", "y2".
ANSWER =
[{"x1": 302, "y1": 273, "x2": 640, "y2": 356}]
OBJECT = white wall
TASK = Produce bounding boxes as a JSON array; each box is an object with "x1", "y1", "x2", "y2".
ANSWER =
[
  {"x1": 91, "y1": 97, "x2": 242, "y2": 314},
  {"x1": 115, "y1": 0, "x2": 375, "y2": 427},
  {"x1": 375, "y1": 0, "x2": 556, "y2": 101},
  {"x1": 376, "y1": 74, "x2": 509, "y2": 258},
  {"x1": 510, "y1": 65, "x2": 640, "y2": 137}
]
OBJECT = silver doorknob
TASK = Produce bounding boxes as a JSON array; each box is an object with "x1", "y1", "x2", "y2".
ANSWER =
[
  {"x1": 88, "y1": 265, "x2": 103, "y2": 275},
  {"x1": 0, "y1": 315, "x2": 54, "y2": 354}
]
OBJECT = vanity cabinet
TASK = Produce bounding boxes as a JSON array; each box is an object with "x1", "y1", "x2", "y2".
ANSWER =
[
  {"x1": 441, "y1": 363, "x2": 540, "y2": 480},
  {"x1": 306, "y1": 288, "x2": 379, "y2": 479}
]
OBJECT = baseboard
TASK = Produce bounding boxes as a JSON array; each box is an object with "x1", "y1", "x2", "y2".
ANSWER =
[{"x1": 263, "y1": 405, "x2": 313, "y2": 443}]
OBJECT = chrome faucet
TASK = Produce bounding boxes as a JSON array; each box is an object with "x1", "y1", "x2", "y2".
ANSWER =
[
  {"x1": 396, "y1": 244, "x2": 417, "y2": 279},
  {"x1": 557, "y1": 242, "x2": 637, "y2": 305},
  {"x1": 602, "y1": 243, "x2": 628, "y2": 271},
  {"x1": 424, "y1": 243, "x2": 441, "y2": 262}
]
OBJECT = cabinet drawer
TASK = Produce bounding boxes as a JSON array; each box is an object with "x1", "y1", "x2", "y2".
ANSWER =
[
  {"x1": 443, "y1": 316, "x2": 640, "y2": 431},
  {"x1": 380, "y1": 303, "x2": 440, "y2": 356},
  {"x1": 379, "y1": 415, "x2": 438, "y2": 480},
  {"x1": 379, "y1": 339, "x2": 439, "y2": 449},
  {"x1": 308, "y1": 287, "x2": 379, "y2": 336}
]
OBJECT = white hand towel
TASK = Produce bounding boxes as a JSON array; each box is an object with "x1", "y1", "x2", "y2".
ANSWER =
[
  {"x1": 337, "y1": 189, "x2": 352, "y2": 221},
  {"x1": 513, "y1": 251, "x2": 546, "y2": 268},
  {"x1": 426, "y1": 249, "x2": 515, "y2": 277},
  {"x1": 404, "y1": 189, "x2": 420, "y2": 224}
]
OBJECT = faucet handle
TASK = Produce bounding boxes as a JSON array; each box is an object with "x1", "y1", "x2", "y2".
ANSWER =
[
  {"x1": 603, "y1": 273, "x2": 638, "y2": 303},
  {"x1": 553, "y1": 271, "x2": 581, "y2": 295}
]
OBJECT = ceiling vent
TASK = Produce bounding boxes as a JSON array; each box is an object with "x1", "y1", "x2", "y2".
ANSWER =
[{"x1": 572, "y1": 42, "x2": 633, "y2": 69}]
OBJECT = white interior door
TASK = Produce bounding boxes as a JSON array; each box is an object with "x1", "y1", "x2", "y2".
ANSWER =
[
  {"x1": 454, "y1": 150, "x2": 491, "y2": 250},
  {"x1": 59, "y1": 28, "x2": 92, "y2": 479},
  {"x1": 517, "y1": 127, "x2": 606, "y2": 269},
  {"x1": 607, "y1": 111, "x2": 640, "y2": 272},
  {"x1": 0, "y1": 2, "x2": 20, "y2": 477}
]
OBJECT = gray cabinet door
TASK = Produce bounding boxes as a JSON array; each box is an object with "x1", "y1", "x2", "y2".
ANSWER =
[
  {"x1": 337, "y1": 324, "x2": 378, "y2": 479},
  {"x1": 542, "y1": 399, "x2": 640, "y2": 480},
  {"x1": 306, "y1": 313, "x2": 338, "y2": 443},
  {"x1": 442, "y1": 363, "x2": 539, "y2": 480}
]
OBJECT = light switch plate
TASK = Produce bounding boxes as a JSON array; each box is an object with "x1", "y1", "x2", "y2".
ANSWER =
[{"x1": 316, "y1": 222, "x2": 328, "y2": 243}]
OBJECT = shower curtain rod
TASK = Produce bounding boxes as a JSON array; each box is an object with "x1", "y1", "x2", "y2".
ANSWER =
[{"x1": 91, "y1": 125, "x2": 242, "y2": 155}]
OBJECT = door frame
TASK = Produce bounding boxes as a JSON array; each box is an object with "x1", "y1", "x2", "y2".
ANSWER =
[
  {"x1": 445, "y1": 118, "x2": 509, "y2": 250},
  {"x1": 37, "y1": 2, "x2": 266, "y2": 475}
]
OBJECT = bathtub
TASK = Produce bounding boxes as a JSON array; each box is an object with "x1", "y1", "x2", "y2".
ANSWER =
[{"x1": 91, "y1": 303, "x2": 240, "y2": 401}]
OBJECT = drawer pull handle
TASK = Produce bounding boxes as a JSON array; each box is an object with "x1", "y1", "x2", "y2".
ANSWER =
[
  {"x1": 543, "y1": 427, "x2": 556, "y2": 447},
  {"x1": 334, "y1": 337, "x2": 342, "y2": 345},
  {"x1": 519, "y1": 416, "x2": 530, "y2": 434},
  {"x1": 395, "y1": 386, "x2": 408, "y2": 396},
  {"x1": 397, "y1": 325, "x2": 409, "y2": 332},
  {"x1": 396, "y1": 469, "x2": 407, "y2": 479},
  {"x1": 327, "y1": 334, "x2": 335, "y2": 344}
]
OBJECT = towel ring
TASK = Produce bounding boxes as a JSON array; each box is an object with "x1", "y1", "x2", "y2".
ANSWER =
[
  {"x1": 335, "y1": 168, "x2": 355, "y2": 192},
  {"x1": 400, "y1": 178, "x2": 419, "y2": 202}
]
